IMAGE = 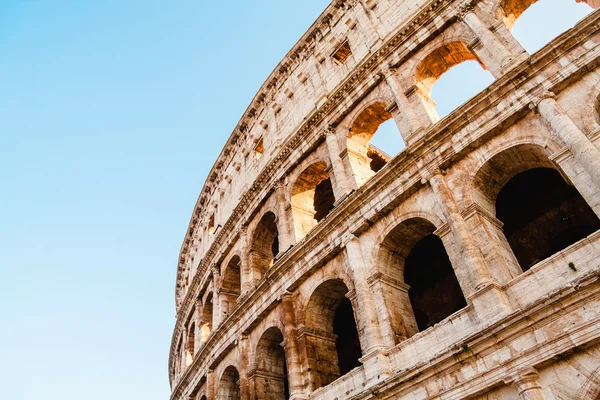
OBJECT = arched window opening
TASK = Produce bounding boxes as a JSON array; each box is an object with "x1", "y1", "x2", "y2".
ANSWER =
[
  {"x1": 218, "y1": 366, "x2": 241, "y2": 400},
  {"x1": 405, "y1": 234, "x2": 467, "y2": 331},
  {"x1": 333, "y1": 298, "x2": 362, "y2": 375},
  {"x1": 378, "y1": 217, "x2": 466, "y2": 340},
  {"x1": 304, "y1": 279, "x2": 362, "y2": 390},
  {"x1": 496, "y1": 167, "x2": 600, "y2": 271},
  {"x1": 291, "y1": 162, "x2": 335, "y2": 240},
  {"x1": 416, "y1": 41, "x2": 494, "y2": 119},
  {"x1": 347, "y1": 102, "x2": 405, "y2": 186},
  {"x1": 186, "y1": 322, "x2": 196, "y2": 366},
  {"x1": 201, "y1": 293, "x2": 213, "y2": 343},
  {"x1": 220, "y1": 255, "x2": 241, "y2": 319},
  {"x1": 254, "y1": 327, "x2": 289, "y2": 400},
  {"x1": 250, "y1": 212, "x2": 280, "y2": 279},
  {"x1": 503, "y1": 0, "x2": 593, "y2": 53},
  {"x1": 175, "y1": 339, "x2": 183, "y2": 377},
  {"x1": 200, "y1": 396, "x2": 207, "y2": 400}
]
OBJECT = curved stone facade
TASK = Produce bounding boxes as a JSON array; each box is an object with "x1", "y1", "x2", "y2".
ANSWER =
[{"x1": 169, "y1": 1, "x2": 600, "y2": 399}]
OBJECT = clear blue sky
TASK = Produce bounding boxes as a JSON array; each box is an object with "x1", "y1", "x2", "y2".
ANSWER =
[{"x1": 0, "y1": 1, "x2": 591, "y2": 399}]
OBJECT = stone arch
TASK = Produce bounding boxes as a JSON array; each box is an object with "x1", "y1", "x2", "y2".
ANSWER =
[
  {"x1": 472, "y1": 143, "x2": 600, "y2": 272},
  {"x1": 301, "y1": 278, "x2": 362, "y2": 390},
  {"x1": 186, "y1": 321, "x2": 196, "y2": 366},
  {"x1": 200, "y1": 291, "x2": 214, "y2": 344},
  {"x1": 346, "y1": 99, "x2": 404, "y2": 187},
  {"x1": 414, "y1": 40, "x2": 490, "y2": 119},
  {"x1": 253, "y1": 326, "x2": 289, "y2": 400},
  {"x1": 217, "y1": 365, "x2": 241, "y2": 400},
  {"x1": 220, "y1": 254, "x2": 241, "y2": 319},
  {"x1": 495, "y1": 0, "x2": 597, "y2": 31},
  {"x1": 376, "y1": 216, "x2": 467, "y2": 337},
  {"x1": 290, "y1": 161, "x2": 336, "y2": 241},
  {"x1": 250, "y1": 211, "x2": 280, "y2": 281}
]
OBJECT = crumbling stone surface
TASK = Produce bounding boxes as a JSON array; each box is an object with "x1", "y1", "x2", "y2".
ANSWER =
[{"x1": 169, "y1": 1, "x2": 600, "y2": 399}]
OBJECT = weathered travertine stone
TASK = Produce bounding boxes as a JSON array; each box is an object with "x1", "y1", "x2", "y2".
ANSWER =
[{"x1": 169, "y1": 1, "x2": 600, "y2": 399}]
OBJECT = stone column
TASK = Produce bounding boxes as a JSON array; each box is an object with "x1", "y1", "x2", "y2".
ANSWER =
[
  {"x1": 281, "y1": 293, "x2": 307, "y2": 400},
  {"x1": 536, "y1": 93, "x2": 600, "y2": 190},
  {"x1": 240, "y1": 226, "x2": 251, "y2": 293},
  {"x1": 324, "y1": 125, "x2": 354, "y2": 198},
  {"x1": 273, "y1": 181, "x2": 295, "y2": 251},
  {"x1": 458, "y1": 6, "x2": 513, "y2": 70},
  {"x1": 193, "y1": 302, "x2": 202, "y2": 356},
  {"x1": 211, "y1": 265, "x2": 221, "y2": 328},
  {"x1": 380, "y1": 64, "x2": 424, "y2": 141},
  {"x1": 510, "y1": 368, "x2": 546, "y2": 400},
  {"x1": 344, "y1": 234, "x2": 387, "y2": 353},
  {"x1": 181, "y1": 328, "x2": 188, "y2": 370},
  {"x1": 239, "y1": 335, "x2": 251, "y2": 400},
  {"x1": 429, "y1": 172, "x2": 493, "y2": 293},
  {"x1": 206, "y1": 369, "x2": 216, "y2": 400}
]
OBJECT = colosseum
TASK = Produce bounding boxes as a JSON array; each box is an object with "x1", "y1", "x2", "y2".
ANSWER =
[{"x1": 169, "y1": 1, "x2": 600, "y2": 399}]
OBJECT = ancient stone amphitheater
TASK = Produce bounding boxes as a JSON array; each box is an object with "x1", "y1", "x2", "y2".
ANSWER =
[{"x1": 169, "y1": 0, "x2": 600, "y2": 399}]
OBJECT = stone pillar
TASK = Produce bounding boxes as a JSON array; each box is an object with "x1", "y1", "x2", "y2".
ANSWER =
[
  {"x1": 458, "y1": 6, "x2": 513, "y2": 70},
  {"x1": 324, "y1": 125, "x2": 354, "y2": 198},
  {"x1": 240, "y1": 226, "x2": 251, "y2": 293},
  {"x1": 239, "y1": 335, "x2": 251, "y2": 400},
  {"x1": 380, "y1": 63, "x2": 424, "y2": 142},
  {"x1": 344, "y1": 234, "x2": 387, "y2": 353},
  {"x1": 273, "y1": 181, "x2": 295, "y2": 251},
  {"x1": 206, "y1": 369, "x2": 216, "y2": 400},
  {"x1": 510, "y1": 368, "x2": 546, "y2": 400},
  {"x1": 429, "y1": 172, "x2": 493, "y2": 293},
  {"x1": 428, "y1": 171, "x2": 511, "y2": 320},
  {"x1": 536, "y1": 93, "x2": 600, "y2": 190},
  {"x1": 181, "y1": 328, "x2": 188, "y2": 371},
  {"x1": 367, "y1": 273, "x2": 418, "y2": 346},
  {"x1": 281, "y1": 293, "x2": 307, "y2": 400},
  {"x1": 211, "y1": 265, "x2": 221, "y2": 328},
  {"x1": 194, "y1": 301, "x2": 202, "y2": 355}
]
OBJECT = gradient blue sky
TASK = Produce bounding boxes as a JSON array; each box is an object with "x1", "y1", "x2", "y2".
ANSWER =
[{"x1": 0, "y1": 1, "x2": 591, "y2": 399}]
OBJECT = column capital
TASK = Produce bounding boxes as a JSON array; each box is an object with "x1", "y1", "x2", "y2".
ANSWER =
[
  {"x1": 210, "y1": 263, "x2": 220, "y2": 277},
  {"x1": 455, "y1": 3, "x2": 474, "y2": 21},
  {"x1": 530, "y1": 90, "x2": 557, "y2": 110}
]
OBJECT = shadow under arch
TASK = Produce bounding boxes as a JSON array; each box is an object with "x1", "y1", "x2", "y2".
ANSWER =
[
  {"x1": 253, "y1": 326, "x2": 289, "y2": 400},
  {"x1": 377, "y1": 217, "x2": 466, "y2": 340},
  {"x1": 217, "y1": 365, "x2": 241, "y2": 400},
  {"x1": 301, "y1": 278, "x2": 362, "y2": 390},
  {"x1": 250, "y1": 211, "x2": 280, "y2": 281},
  {"x1": 472, "y1": 143, "x2": 600, "y2": 272},
  {"x1": 220, "y1": 254, "x2": 241, "y2": 320}
]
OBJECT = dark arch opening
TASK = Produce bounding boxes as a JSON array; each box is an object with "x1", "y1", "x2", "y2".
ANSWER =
[
  {"x1": 254, "y1": 327, "x2": 289, "y2": 400},
  {"x1": 496, "y1": 167, "x2": 600, "y2": 271},
  {"x1": 405, "y1": 234, "x2": 467, "y2": 332},
  {"x1": 221, "y1": 255, "x2": 241, "y2": 319},
  {"x1": 218, "y1": 366, "x2": 241, "y2": 400},
  {"x1": 333, "y1": 298, "x2": 362, "y2": 375},
  {"x1": 304, "y1": 279, "x2": 362, "y2": 389},
  {"x1": 250, "y1": 212, "x2": 279, "y2": 279},
  {"x1": 378, "y1": 217, "x2": 467, "y2": 338}
]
